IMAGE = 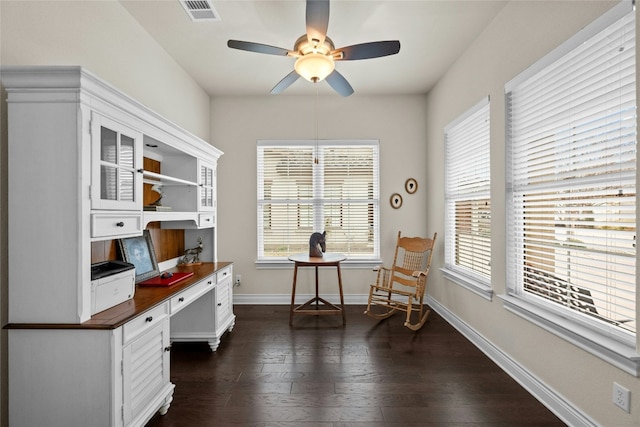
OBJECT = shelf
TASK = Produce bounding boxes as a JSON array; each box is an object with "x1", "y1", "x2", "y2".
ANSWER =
[
  {"x1": 143, "y1": 211, "x2": 199, "y2": 227},
  {"x1": 143, "y1": 170, "x2": 198, "y2": 187}
]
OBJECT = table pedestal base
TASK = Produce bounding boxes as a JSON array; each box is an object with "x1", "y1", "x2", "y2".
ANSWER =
[{"x1": 293, "y1": 296, "x2": 343, "y2": 316}]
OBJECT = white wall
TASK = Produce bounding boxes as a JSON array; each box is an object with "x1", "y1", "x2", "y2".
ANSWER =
[
  {"x1": 0, "y1": 0, "x2": 210, "y2": 140},
  {"x1": 211, "y1": 94, "x2": 429, "y2": 300},
  {"x1": 425, "y1": 1, "x2": 639, "y2": 426},
  {"x1": 0, "y1": 2, "x2": 212, "y2": 427}
]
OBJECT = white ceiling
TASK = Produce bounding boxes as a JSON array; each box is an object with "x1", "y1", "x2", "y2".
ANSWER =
[{"x1": 121, "y1": 0, "x2": 507, "y2": 97}]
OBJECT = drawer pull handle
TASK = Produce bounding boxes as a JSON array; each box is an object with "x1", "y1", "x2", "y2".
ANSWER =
[
  {"x1": 208, "y1": 281, "x2": 213, "y2": 285},
  {"x1": 217, "y1": 303, "x2": 222, "y2": 306},
  {"x1": 145, "y1": 316, "x2": 153, "y2": 322},
  {"x1": 164, "y1": 346, "x2": 171, "y2": 352},
  {"x1": 178, "y1": 297, "x2": 184, "y2": 302},
  {"x1": 116, "y1": 221, "x2": 125, "y2": 227}
]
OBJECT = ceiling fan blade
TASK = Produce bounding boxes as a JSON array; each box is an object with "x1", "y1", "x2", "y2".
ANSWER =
[
  {"x1": 306, "y1": 0, "x2": 329, "y2": 46},
  {"x1": 335, "y1": 41, "x2": 401, "y2": 60},
  {"x1": 325, "y1": 70, "x2": 354, "y2": 97},
  {"x1": 271, "y1": 70, "x2": 301, "y2": 94},
  {"x1": 227, "y1": 40, "x2": 291, "y2": 56}
]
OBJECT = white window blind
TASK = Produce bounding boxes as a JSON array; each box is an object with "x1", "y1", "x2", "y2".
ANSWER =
[
  {"x1": 506, "y1": 6, "x2": 636, "y2": 335},
  {"x1": 257, "y1": 140, "x2": 379, "y2": 260},
  {"x1": 444, "y1": 98, "x2": 491, "y2": 283}
]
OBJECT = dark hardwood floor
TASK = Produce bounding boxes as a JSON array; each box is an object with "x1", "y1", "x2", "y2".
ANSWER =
[{"x1": 146, "y1": 305, "x2": 566, "y2": 426}]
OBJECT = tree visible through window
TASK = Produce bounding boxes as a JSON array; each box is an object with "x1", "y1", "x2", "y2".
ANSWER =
[{"x1": 257, "y1": 140, "x2": 379, "y2": 260}]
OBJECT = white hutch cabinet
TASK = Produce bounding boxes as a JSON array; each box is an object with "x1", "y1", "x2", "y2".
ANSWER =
[{"x1": 3, "y1": 66, "x2": 235, "y2": 427}]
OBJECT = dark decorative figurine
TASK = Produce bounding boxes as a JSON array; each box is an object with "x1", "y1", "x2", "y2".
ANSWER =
[
  {"x1": 179, "y1": 237, "x2": 203, "y2": 265},
  {"x1": 309, "y1": 231, "x2": 326, "y2": 257}
]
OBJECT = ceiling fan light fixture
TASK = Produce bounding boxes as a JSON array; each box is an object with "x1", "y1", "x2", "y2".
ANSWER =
[
  {"x1": 295, "y1": 53, "x2": 335, "y2": 83},
  {"x1": 227, "y1": 0, "x2": 400, "y2": 95}
]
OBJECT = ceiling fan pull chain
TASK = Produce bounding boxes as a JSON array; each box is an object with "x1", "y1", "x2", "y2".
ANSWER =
[{"x1": 314, "y1": 84, "x2": 319, "y2": 165}]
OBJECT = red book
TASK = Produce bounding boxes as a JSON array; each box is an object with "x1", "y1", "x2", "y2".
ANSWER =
[{"x1": 138, "y1": 271, "x2": 194, "y2": 287}]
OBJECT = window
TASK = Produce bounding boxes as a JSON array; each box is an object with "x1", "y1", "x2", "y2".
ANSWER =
[
  {"x1": 443, "y1": 98, "x2": 492, "y2": 298},
  {"x1": 505, "y1": 0, "x2": 636, "y2": 357},
  {"x1": 257, "y1": 140, "x2": 379, "y2": 263}
]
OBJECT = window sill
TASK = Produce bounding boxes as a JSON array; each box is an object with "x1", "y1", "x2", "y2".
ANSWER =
[
  {"x1": 256, "y1": 258, "x2": 383, "y2": 269},
  {"x1": 441, "y1": 267, "x2": 493, "y2": 301},
  {"x1": 499, "y1": 294, "x2": 640, "y2": 377}
]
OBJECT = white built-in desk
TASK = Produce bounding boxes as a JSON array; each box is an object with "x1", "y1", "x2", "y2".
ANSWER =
[
  {"x1": 2, "y1": 66, "x2": 231, "y2": 427},
  {"x1": 6, "y1": 263, "x2": 234, "y2": 427}
]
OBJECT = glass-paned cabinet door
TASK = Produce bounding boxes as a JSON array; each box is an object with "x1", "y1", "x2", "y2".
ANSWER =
[
  {"x1": 198, "y1": 160, "x2": 216, "y2": 212},
  {"x1": 91, "y1": 113, "x2": 143, "y2": 210}
]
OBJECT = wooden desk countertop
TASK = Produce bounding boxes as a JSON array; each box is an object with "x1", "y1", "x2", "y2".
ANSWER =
[{"x1": 5, "y1": 262, "x2": 232, "y2": 331}]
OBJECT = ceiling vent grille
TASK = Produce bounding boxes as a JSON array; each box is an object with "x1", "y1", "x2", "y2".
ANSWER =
[{"x1": 179, "y1": 0, "x2": 220, "y2": 22}]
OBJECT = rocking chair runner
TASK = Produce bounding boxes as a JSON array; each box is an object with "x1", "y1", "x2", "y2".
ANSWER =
[{"x1": 364, "y1": 231, "x2": 437, "y2": 331}]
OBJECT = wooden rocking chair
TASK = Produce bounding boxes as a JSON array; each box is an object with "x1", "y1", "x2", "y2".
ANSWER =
[{"x1": 364, "y1": 231, "x2": 437, "y2": 331}]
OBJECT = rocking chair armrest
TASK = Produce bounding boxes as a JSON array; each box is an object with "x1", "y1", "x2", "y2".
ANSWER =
[
  {"x1": 411, "y1": 270, "x2": 428, "y2": 278},
  {"x1": 372, "y1": 265, "x2": 391, "y2": 288}
]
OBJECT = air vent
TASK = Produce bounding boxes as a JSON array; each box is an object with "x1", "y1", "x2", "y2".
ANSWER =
[{"x1": 179, "y1": 0, "x2": 220, "y2": 22}]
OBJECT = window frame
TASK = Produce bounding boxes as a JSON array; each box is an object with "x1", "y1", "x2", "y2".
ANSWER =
[
  {"x1": 442, "y1": 97, "x2": 493, "y2": 300},
  {"x1": 503, "y1": 0, "x2": 639, "y2": 375},
  {"x1": 256, "y1": 139, "x2": 381, "y2": 268}
]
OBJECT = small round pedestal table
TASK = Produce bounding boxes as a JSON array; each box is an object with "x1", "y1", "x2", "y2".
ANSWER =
[{"x1": 288, "y1": 252, "x2": 347, "y2": 325}]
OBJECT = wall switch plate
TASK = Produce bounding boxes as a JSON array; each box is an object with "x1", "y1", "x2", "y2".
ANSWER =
[
  {"x1": 235, "y1": 274, "x2": 241, "y2": 286},
  {"x1": 613, "y1": 382, "x2": 631, "y2": 413}
]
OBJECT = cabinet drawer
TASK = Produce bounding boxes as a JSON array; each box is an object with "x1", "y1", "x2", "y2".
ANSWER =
[
  {"x1": 198, "y1": 213, "x2": 215, "y2": 228},
  {"x1": 170, "y1": 275, "x2": 215, "y2": 315},
  {"x1": 216, "y1": 265, "x2": 232, "y2": 284},
  {"x1": 91, "y1": 212, "x2": 142, "y2": 238},
  {"x1": 123, "y1": 302, "x2": 169, "y2": 344}
]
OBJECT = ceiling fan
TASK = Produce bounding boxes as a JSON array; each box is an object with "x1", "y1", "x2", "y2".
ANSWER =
[{"x1": 227, "y1": 0, "x2": 401, "y2": 96}]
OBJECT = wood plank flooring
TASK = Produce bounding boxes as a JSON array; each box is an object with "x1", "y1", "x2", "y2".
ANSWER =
[{"x1": 146, "y1": 305, "x2": 566, "y2": 426}]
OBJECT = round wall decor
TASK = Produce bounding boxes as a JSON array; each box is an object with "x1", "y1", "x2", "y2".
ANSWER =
[
  {"x1": 390, "y1": 193, "x2": 403, "y2": 209},
  {"x1": 405, "y1": 178, "x2": 418, "y2": 194}
]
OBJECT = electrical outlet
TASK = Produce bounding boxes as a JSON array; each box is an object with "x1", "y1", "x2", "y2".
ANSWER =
[
  {"x1": 234, "y1": 274, "x2": 241, "y2": 287},
  {"x1": 613, "y1": 382, "x2": 631, "y2": 413}
]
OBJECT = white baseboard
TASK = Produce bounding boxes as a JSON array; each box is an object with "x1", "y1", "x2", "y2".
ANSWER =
[{"x1": 426, "y1": 295, "x2": 597, "y2": 427}]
